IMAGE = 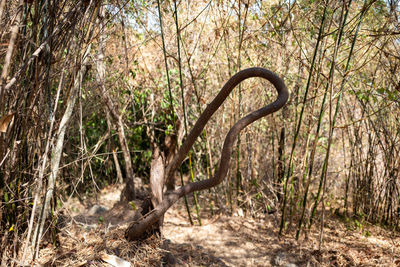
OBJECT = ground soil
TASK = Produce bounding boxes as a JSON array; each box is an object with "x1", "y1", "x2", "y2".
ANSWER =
[{"x1": 39, "y1": 185, "x2": 400, "y2": 266}]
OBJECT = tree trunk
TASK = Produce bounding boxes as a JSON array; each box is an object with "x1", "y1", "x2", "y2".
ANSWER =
[
  {"x1": 96, "y1": 7, "x2": 135, "y2": 201},
  {"x1": 164, "y1": 119, "x2": 183, "y2": 191},
  {"x1": 149, "y1": 146, "x2": 165, "y2": 230}
]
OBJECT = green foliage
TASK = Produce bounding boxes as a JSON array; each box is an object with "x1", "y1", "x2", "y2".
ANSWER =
[
  {"x1": 129, "y1": 201, "x2": 137, "y2": 211},
  {"x1": 363, "y1": 230, "x2": 371, "y2": 237},
  {"x1": 250, "y1": 178, "x2": 259, "y2": 187}
]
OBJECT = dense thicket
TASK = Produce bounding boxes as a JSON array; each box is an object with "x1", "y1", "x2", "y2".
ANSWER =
[{"x1": 0, "y1": 0, "x2": 399, "y2": 264}]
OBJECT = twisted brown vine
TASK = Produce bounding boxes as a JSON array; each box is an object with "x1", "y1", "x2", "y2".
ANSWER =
[{"x1": 126, "y1": 67, "x2": 289, "y2": 240}]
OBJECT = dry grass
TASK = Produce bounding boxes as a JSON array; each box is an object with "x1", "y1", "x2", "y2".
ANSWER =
[
  {"x1": 34, "y1": 185, "x2": 400, "y2": 266},
  {"x1": 37, "y1": 224, "x2": 163, "y2": 266}
]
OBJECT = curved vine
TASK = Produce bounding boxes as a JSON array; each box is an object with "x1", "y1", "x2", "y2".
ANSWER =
[{"x1": 126, "y1": 67, "x2": 289, "y2": 240}]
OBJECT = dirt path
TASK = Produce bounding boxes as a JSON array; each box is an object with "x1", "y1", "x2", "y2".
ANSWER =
[
  {"x1": 49, "y1": 185, "x2": 400, "y2": 267},
  {"x1": 163, "y1": 206, "x2": 286, "y2": 266},
  {"x1": 163, "y1": 201, "x2": 400, "y2": 267}
]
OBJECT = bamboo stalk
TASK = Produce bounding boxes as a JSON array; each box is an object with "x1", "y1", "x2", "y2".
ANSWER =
[
  {"x1": 0, "y1": 0, "x2": 6, "y2": 24},
  {"x1": 314, "y1": 1, "x2": 370, "y2": 244},
  {"x1": 173, "y1": 0, "x2": 201, "y2": 225},
  {"x1": 308, "y1": 0, "x2": 353, "y2": 231},
  {"x1": 280, "y1": 0, "x2": 330, "y2": 235},
  {"x1": 0, "y1": 0, "x2": 23, "y2": 107},
  {"x1": 157, "y1": 0, "x2": 193, "y2": 224},
  {"x1": 295, "y1": 26, "x2": 331, "y2": 239},
  {"x1": 33, "y1": 44, "x2": 91, "y2": 259}
]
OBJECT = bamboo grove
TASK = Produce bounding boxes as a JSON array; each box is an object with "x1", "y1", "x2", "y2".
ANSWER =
[{"x1": 0, "y1": 0, "x2": 399, "y2": 263}]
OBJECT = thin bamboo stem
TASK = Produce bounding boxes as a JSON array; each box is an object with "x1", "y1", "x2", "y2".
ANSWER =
[
  {"x1": 309, "y1": 0, "x2": 354, "y2": 230},
  {"x1": 280, "y1": 0, "x2": 330, "y2": 235},
  {"x1": 173, "y1": 0, "x2": 201, "y2": 225},
  {"x1": 157, "y1": 0, "x2": 193, "y2": 224}
]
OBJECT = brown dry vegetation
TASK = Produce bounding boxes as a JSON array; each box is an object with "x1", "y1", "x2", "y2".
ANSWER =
[
  {"x1": 1, "y1": 0, "x2": 399, "y2": 266},
  {"x1": 37, "y1": 185, "x2": 400, "y2": 266}
]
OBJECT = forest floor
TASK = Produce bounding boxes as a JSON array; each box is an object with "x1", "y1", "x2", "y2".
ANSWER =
[{"x1": 38, "y1": 184, "x2": 400, "y2": 266}]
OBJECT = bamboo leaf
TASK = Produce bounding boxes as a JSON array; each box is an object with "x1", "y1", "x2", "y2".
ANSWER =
[{"x1": 0, "y1": 113, "x2": 15, "y2": 133}]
